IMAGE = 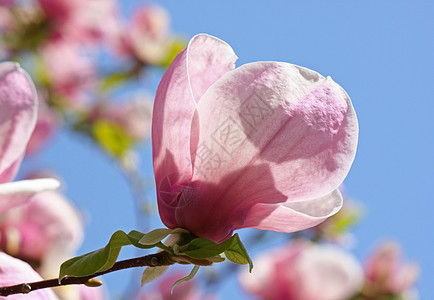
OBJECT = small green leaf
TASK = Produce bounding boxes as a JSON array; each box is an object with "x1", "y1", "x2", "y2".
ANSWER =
[
  {"x1": 93, "y1": 120, "x2": 133, "y2": 158},
  {"x1": 182, "y1": 237, "x2": 233, "y2": 259},
  {"x1": 160, "y1": 38, "x2": 186, "y2": 68},
  {"x1": 224, "y1": 234, "x2": 253, "y2": 272},
  {"x1": 170, "y1": 265, "x2": 200, "y2": 294},
  {"x1": 139, "y1": 228, "x2": 189, "y2": 246},
  {"x1": 59, "y1": 230, "x2": 154, "y2": 281},
  {"x1": 99, "y1": 72, "x2": 132, "y2": 93},
  {"x1": 141, "y1": 265, "x2": 170, "y2": 286}
]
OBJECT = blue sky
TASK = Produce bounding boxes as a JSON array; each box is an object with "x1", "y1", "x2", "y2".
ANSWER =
[{"x1": 25, "y1": 1, "x2": 433, "y2": 298}]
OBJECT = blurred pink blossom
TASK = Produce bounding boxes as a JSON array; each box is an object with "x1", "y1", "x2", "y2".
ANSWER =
[
  {"x1": 0, "y1": 188, "x2": 83, "y2": 268},
  {"x1": 26, "y1": 91, "x2": 59, "y2": 155},
  {"x1": 0, "y1": 7, "x2": 14, "y2": 31},
  {"x1": 139, "y1": 272, "x2": 214, "y2": 300},
  {"x1": 364, "y1": 241, "x2": 419, "y2": 296},
  {"x1": 240, "y1": 241, "x2": 363, "y2": 300},
  {"x1": 91, "y1": 96, "x2": 153, "y2": 141},
  {"x1": 119, "y1": 5, "x2": 171, "y2": 64},
  {"x1": 64, "y1": 0, "x2": 121, "y2": 45},
  {"x1": 37, "y1": 0, "x2": 120, "y2": 45},
  {"x1": 153, "y1": 34, "x2": 359, "y2": 242},
  {"x1": 0, "y1": 0, "x2": 13, "y2": 7},
  {"x1": 41, "y1": 40, "x2": 94, "y2": 102},
  {"x1": 0, "y1": 62, "x2": 59, "y2": 213},
  {"x1": 79, "y1": 283, "x2": 106, "y2": 300},
  {"x1": 0, "y1": 252, "x2": 58, "y2": 299}
]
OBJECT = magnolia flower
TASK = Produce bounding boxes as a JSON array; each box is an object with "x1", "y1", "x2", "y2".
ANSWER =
[
  {"x1": 0, "y1": 62, "x2": 59, "y2": 213},
  {"x1": 152, "y1": 34, "x2": 359, "y2": 242},
  {"x1": 41, "y1": 40, "x2": 94, "y2": 101},
  {"x1": 139, "y1": 272, "x2": 214, "y2": 300},
  {"x1": 91, "y1": 95, "x2": 153, "y2": 142},
  {"x1": 37, "y1": 0, "x2": 120, "y2": 45},
  {"x1": 0, "y1": 189, "x2": 83, "y2": 270},
  {"x1": 363, "y1": 241, "x2": 419, "y2": 298},
  {"x1": 120, "y1": 5, "x2": 171, "y2": 65},
  {"x1": 0, "y1": 252, "x2": 58, "y2": 299},
  {"x1": 240, "y1": 241, "x2": 363, "y2": 300},
  {"x1": 26, "y1": 91, "x2": 59, "y2": 155},
  {"x1": 79, "y1": 283, "x2": 106, "y2": 300}
]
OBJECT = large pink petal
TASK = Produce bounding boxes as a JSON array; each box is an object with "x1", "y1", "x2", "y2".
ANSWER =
[
  {"x1": 0, "y1": 178, "x2": 60, "y2": 213},
  {"x1": 0, "y1": 155, "x2": 22, "y2": 184},
  {"x1": 0, "y1": 62, "x2": 37, "y2": 182},
  {"x1": 0, "y1": 252, "x2": 59, "y2": 299},
  {"x1": 191, "y1": 62, "x2": 358, "y2": 202},
  {"x1": 153, "y1": 34, "x2": 236, "y2": 228},
  {"x1": 241, "y1": 189, "x2": 342, "y2": 233}
]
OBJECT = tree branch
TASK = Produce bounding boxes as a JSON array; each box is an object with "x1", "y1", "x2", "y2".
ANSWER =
[{"x1": 0, "y1": 251, "x2": 174, "y2": 296}]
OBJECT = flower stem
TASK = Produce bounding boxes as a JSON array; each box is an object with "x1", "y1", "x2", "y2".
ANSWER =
[{"x1": 0, "y1": 251, "x2": 174, "y2": 296}]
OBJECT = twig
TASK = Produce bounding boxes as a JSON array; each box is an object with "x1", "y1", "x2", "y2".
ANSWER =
[{"x1": 0, "y1": 251, "x2": 174, "y2": 296}]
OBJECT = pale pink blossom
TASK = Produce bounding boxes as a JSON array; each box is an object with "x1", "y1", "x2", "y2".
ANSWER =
[
  {"x1": 240, "y1": 241, "x2": 363, "y2": 300},
  {"x1": 41, "y1": 40, "x2": 94, "y2": 101},
  {"x1": 0, "y1": 252, "x2": 58, "y2": 299},
  {"x1": 120, "y1": 5, "x2": 171, "y2": 64},
  {"x1": 152, "y1": 34, "x2": 359, "y2": 242},
  {"x1": 139, "y1": 272, "x2": 214, "y2": 300},
  {"x1": 92, "y1": 96, "x2": 153, "y2": 141},
  {"x1": 36, "y1": 0, "x2": 85, "y2": 23},
  {"x1": 37, "y1": 0, "x2": 120, "y2": 45},
  {"x1": 364, "y1": 241, "x2": 419, "y2": 296},
  {"x1": 0, "y1": 189, "x2": 83, "y2": 268},
  {"x1": 0, "y1": 62, "x2": 59, "y2": 213},
  {"x1": 0, "y1": 0, "x2": 13, "y2": 7},
  {"x1": 26, "y1": 92, "x2": 59, "y2": 155},
  {"x1": 63, "y1": 0, "x2": 121, "y2": 45},
  {"x1": 79, "y1": 283, "x2": 106, "y2": 300}
]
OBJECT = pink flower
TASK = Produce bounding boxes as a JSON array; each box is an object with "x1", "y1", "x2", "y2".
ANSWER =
[
  {"x1": 139, "y1": 272, "x2": 214, "y2": 300},
  {"x1": 152, "y1": 34, "x2": 359, "y2": 242},
  {"x1": 0, "y1": 189, "x2": 83, "y2": 267},
  {"x1": 79, "y1": 283, "x2": 106, "y2": 300},
  {"x1": 36, "y1": 0, "x2": 84, "y2": 22},
  {"x1": 26, "y1": 91, "x2": 59, "y2": 155},
  {"x1": 364, "y1": 241, "x2": 419, "y2": 296},
  {"x1": 41, "y1": 40, "x2": 94, "y2": 100},
  {"x1": 120, "y1": 5, "x2": 171, "y2": 64},
  {"x1": 0, "y1": 62, "x2": 59, "y2": 213},
  {"x1": 37, "y1": 0, "x2": 120, "y2": 45},
  {"x1": 0, "y1": 252, "x2": 58, "y2": 299},
  {"x1": 63, "y1": 0, "x2": 121, "y2": 45},
  {"x1": 92, "y1": 96, "x2": 153, "y2": 141},
  {"x1": 240, "y1": 241, "x2": 363, "y2": 300}
]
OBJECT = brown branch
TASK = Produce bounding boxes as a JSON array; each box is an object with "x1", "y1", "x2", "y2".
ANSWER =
[{"x1": 0, "y1": 251, "x2": 174, "y2": 296}]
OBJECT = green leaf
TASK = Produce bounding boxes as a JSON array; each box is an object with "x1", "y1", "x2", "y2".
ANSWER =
[
  {"x1": 141, "y1": 265, "x2": 170, "y2": 286},
  {"x1": 160, "y1": 38, "x2": 186, "y2": 68},
  {"x1": 139, "y1": 228, "x2": 189, "y2": 246},
  {"x1": 92, "y1": 120, "x2": 133, "y2": 158},
  {"x1": 170, "y1": 265, "x2": 200, "y2": 294},
  {"x1": 180, "y1": 234, "x2": 253, "y2": 270},
  {"x1": 182, "y1": 237, "x2": 233, "y2": 259},
  {"x1": 59, "y1": 230, "x2": 154, "y2": 281},
  {"x1": 224, "y1": 234, "x2": 253, "y2": 272},
  {"x1": 99, "y1": 72, "x2": 132, "y2": 93}
]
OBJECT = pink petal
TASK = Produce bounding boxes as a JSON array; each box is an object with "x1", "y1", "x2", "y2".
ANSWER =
[
  {"x1": 153, "y1": 34, "x2": 236, "y2": 228},
  {"x1": 0, "y1": 62, "x2": 37, "y2": 181},
  {"x1": 240, "y1": 242, "x2": 363, "y2": 300},
  {"x1": 0, "y1": 178, "x2": 60, "y2": 213},
  {"x1": 0, "y1": 252, "x2": 59, "y2": 299},
  {"x1": 0, "y1": 155, "x2": 22, "y2": 184},
  {"x1": 191, "y1": 62, "x2": 358, "y2": 202},
  {"x1": 242, "y1": 189, "x2": 343, "y2": 233}
]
